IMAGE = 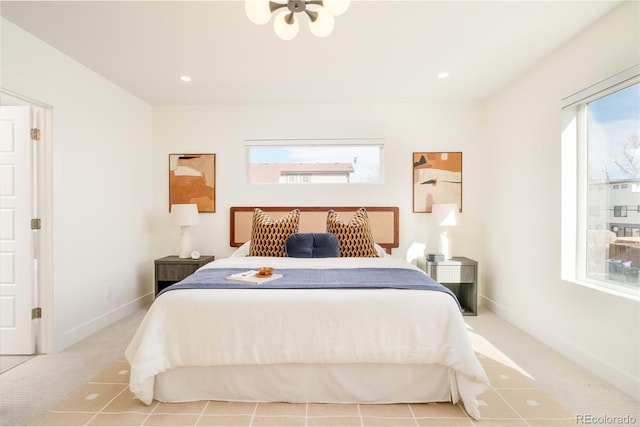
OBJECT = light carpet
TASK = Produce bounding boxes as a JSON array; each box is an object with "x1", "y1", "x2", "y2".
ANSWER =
[
  {"x1": 31, "y1": 354, "x2": 577, "y2": 427},
  {"x1": 0, "y1": 356, "x2": 34, "y2": 374}
]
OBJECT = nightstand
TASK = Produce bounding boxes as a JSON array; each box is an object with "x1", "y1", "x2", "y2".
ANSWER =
[
  {"x1": 154, "y1": 255, "x2": 215, "y2": 296},
  {"x1": 424, "y1": 256, "x2": 477, "y2": 316}
]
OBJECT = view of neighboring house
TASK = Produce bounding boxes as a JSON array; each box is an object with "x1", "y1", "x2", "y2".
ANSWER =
[
  {"x1": 589, "y1": 178, "x2": 640, "y2": 236},
  {"x1": 607, "y1": 179, "x2": 640, "y2": 237},
  {"x1": 250, "y1": 163, "x2": 354, "y2": 184},
  {"x1": 588, "y1": 178, "x2": 640, "y2": 285}
]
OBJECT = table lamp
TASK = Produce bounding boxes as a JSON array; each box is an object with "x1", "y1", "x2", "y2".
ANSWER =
[
  {"x1": 431, "y1": 203, "x2": 458, "y2": 260},
  {"x1": 171, "y1": 204, "x2": 199, "y2": 258}
]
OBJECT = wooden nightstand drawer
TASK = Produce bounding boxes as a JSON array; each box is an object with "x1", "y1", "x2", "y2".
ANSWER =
[
  {"x1": 429, "y1": 264, "x2": 475, "y2": 283},
  {"x1": 154, "y1": 255, "x2": 215, "y2": 296},
  {"x1": 156, "y1": 263, "x2": 200, "y2": 281},
  {"x1": 424, "y1": 257, "x2": 478, "y2": 316}
]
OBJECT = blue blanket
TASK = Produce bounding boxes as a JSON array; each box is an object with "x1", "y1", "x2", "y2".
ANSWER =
[{"x1": 159, "y1": 267, "x2": 460, "y2": 308}]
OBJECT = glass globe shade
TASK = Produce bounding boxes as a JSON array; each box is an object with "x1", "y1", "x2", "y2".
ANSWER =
[
  {"x1": 309, "y1": 7, "x2": 334, "y2": 38},
  {"x1": 273, "y1": 12, "x2": 299, "y2": 40},
  {"x1": 245, "y1": 0, "x2": 272, "y2": 25},
  {"x1": 322, "y1": 0, "x2": 351, "y2": 16}
]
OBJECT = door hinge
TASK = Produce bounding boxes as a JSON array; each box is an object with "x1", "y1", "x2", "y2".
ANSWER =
[
  {"x1": 32, "y1": 307, "x2": 42, "y2": 319},
  {"x1": 31, "y1": 218, "x2": 41, "y2": 230},
  {"x1": 31, "y1": 128, "x2": 41, "y2": 141}
]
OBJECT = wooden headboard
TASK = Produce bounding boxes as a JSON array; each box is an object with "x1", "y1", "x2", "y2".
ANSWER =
[{"x1": 230, "y1": 206, "x2": 399, "y2": 254}]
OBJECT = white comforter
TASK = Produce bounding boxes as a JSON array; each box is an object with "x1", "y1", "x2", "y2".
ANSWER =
[{"x1": 125, "y1": 256, "x2": 489, "y2": 418}]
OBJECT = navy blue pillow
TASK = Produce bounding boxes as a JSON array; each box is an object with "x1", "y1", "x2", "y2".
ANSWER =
[{"x1": 285, "y1": 233, "x2": 340, "y2": 258}]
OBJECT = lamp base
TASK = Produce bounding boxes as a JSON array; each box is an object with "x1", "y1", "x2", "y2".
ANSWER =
[
  {"x1": 439, "y1": 231, "x2": 452, "y2": 260},
  {"x1": 178, "y1": 226, "x2": 193, "y2": 258}
]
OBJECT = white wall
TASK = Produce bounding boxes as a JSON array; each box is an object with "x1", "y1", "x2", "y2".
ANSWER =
[
  {"x1": 1, "y1": 18, "x2": 154, "y2": 351},
  {"x1": 482, "y1": 2, "x2": 640, "y2": 399},
  {"x1": 151, "y1": 103, "x2": 484, "y2": 264}
]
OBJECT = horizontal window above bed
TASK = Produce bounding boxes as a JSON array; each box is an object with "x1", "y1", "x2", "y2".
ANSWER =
[{"x1": 245, "y1": 138, "x2": 384, "y2": 184}]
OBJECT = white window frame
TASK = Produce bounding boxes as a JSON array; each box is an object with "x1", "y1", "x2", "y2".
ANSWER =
[
  {"x1": 560, "y1": 64, "x2": 640, "y2": 301},
  {"x1": 244, "y1": 138, "x2": 385, "y2": 184}
]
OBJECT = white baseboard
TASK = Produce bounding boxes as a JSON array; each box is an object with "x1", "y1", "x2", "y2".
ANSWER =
[
  {"x1": 59, "y1": 293, "x2": 153, "y2": 352},
  {"x1": 481, "y1": 295, "x2": 640, "y2": 401}
]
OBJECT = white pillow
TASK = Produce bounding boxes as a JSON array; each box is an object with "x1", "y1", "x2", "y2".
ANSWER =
[
  {"x1": 374, "y1": 243, "x2": 389, "y2": 257},
  {"x1": 230, "y1": 241, "x2": 250, "y2": 257}
]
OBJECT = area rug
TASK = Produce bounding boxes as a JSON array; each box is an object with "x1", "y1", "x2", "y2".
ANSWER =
[{"x1": 31, "y1": 351, "x2": 577, "y2": 426}]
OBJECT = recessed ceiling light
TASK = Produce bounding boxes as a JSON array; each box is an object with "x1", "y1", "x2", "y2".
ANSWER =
[
  {"x1": 180, "y1": 75, "x2": 192, "y2": 82},
  {"x1": 437, "y1": 72, "x2": 449, "y2": 79}
]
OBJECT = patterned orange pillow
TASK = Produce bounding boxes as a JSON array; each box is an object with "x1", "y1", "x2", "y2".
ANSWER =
[
  {"x1": 326, "y1": 208, "x2": 379, "y2": 257},
  {"x1": 249, "y1": 208, "x2": 300, "y2": 257}
]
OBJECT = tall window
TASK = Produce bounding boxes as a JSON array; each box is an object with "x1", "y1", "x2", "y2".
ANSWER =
[
  {"x1": 561, "y1": 66, "x2": 640, "y2": 300},
  {"x1": 245, "y1": 139, "x2": 384, "y2": 184}
]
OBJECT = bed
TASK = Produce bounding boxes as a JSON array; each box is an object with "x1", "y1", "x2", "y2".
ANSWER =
[{"x1": 125, "y1": 206, "x2": 489, "y2": 419}]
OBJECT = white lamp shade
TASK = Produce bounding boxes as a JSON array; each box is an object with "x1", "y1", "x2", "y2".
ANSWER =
[
  {"x1": 171, "y1": 204, "x2": 199, "y2": 226},
  {"x1": 245, "y1": 0, "x2": 272, "y2": 25},
  {"x1": 274, "y1": 11, "x2": 299, "y2": 40},
  {"x1": 323, "y1": 0, "x2": 351, "y2": 16},
  {"x1": 309, "y1": 7, "x2": 335, "y2": 37},
  {"x1": 431, "y1": 203, "x2": 458, "y2": 227}
]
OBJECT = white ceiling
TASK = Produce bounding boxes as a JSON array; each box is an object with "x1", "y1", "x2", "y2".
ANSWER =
[{"x1": 0, "y1": 1, "x2": 620, "y2": 105}]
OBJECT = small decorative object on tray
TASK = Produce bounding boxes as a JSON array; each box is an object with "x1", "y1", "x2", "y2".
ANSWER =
[
  {"x1": 257, "y1": 266, "x2": 274, "y2": 277},
  {"x1": 226, "y1": 269, "x2": 282, "y2": 284}
]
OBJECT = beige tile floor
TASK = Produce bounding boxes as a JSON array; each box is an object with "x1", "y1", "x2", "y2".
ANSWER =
[{"x1": 30, "y1": 352, "x2": 577, "y2": 427}]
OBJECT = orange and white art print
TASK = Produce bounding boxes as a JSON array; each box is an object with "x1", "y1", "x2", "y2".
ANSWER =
[
  {"x1": 412, "y1": 152, "x2": 462, "y2": 213},
  {"x1": 169, "y1": 153, "x2": 216, "y2": 212}
]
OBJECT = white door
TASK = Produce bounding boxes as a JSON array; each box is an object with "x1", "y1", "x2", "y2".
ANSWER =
[{"x1": 0, "y1": 106, "x2": 34, "y2": 355}]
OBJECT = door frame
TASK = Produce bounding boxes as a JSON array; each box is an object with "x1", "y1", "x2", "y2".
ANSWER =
[{"x1": 1, "y1": 88, "x2": 54, "y2": 354}]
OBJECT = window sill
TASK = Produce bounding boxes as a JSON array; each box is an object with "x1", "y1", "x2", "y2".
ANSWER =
[{"x1": 564, "y1": 276, "x2": 640, "y2": 302}]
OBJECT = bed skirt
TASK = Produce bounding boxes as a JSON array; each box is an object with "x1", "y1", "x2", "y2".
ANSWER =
[{"x1": 154, "y1": 363, "x2": 458, "y2": 405}]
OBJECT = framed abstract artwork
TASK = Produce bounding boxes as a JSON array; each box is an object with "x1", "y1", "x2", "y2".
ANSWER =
[
  {"x1": 412, "y1": 152, "x2": 462, "y2": 213},
  {"x1": 169, "y1": 153, "x2": 216, "y2": 212}
]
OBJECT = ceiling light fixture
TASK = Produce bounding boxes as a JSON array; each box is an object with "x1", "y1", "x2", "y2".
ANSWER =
[
  {"x1": 180, "y1": 75, "x2": 192, "y2": 82},
  {"x1": 437, "y1": 72, "x2": 449, "y2": 79},
  {"x1": 245, "y1": 0, "x2": 350, "y2": 40}
]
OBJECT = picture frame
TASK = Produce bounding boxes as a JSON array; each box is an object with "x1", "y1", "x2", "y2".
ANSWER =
[
  {"x1": 169, "y1": 153, "x2": 216, "y2": 212},
  {"x1": 413, "y1": 152, "x2": 462, "y2": 213}
]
